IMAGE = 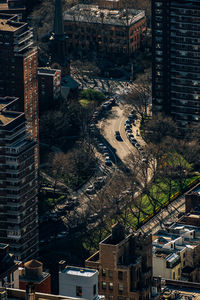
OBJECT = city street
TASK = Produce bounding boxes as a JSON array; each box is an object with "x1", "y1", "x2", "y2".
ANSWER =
[{"x1": 98, "y1": 104, "x2": 145, "y2": 162}]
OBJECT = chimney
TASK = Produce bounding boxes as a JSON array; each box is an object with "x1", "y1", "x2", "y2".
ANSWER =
[
  {"x1": 59, "y1": 260, "x2": 66, "y2": 271},
  {"x1": 25, "y1": 283, "x2": 35, "y2": 300}
]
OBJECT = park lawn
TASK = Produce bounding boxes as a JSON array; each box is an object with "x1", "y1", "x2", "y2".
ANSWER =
[
  {"x1": 127, "y1": 174, "x2": 199, "y2": 226},
  {"x1": 79, "y1": 99, "x2": 95, "y2": 108}
]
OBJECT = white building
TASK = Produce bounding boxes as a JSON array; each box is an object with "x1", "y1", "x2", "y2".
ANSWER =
[
  {"x1": 152, "y1": 223, "x2": 200, "y2": 281},
  {"x1": 59, "y1": 266, "x2": 102, "y2": 300}
]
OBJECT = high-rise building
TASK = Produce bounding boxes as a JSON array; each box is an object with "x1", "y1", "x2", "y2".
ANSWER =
[
  {"x1": 0, "y1": 96, "x2": 39, "y2": 261},
  {"x1": 85, "y1": 224, "x2": 154, "y2": 300},
  {"x1": 0, "y1": 1, "x2": 26, "y2": 21},
  {"x1": 152, "y1": 0, "x2": 200, "y2": 128},
  {"x1": 0, "y1": 13, "x2": 38, "y2": 142}
]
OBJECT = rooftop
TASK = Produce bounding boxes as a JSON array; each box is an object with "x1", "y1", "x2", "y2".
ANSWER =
[
  {"x1": 64, "y1": 4, "x2": 145, "y2": 26},
  {"x1": 0, "y1": 15, "x2": 25, "y2": 31},
  {"x1": 0, "y1": 97, "x2": 23, "y2": 126},
  {"x1": 61, "y1": 266, "x2": 97, "y2": 277},
  {"x1": 38, "y1": 67, "x2": 59, "y2": 76}
]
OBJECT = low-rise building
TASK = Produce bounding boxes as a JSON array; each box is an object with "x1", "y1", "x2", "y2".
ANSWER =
[
  {"x1": 153, "y1": 220, "x2": 200, "y2": 282},
  {"x1": 59, "y1": 265, "x2": 101, "y2": 300},
  {"x1": 64, "y1": 5, "x2": 146, "y2": 57},
  {"x1": 19, "y1": 260, "x2": 51, "y2": 294},
  {"x1": 85, "y1": 224, "x2": 156, "y2": 300}
]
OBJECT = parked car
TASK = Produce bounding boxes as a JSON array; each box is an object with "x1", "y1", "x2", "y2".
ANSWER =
[
  {"x1": 86, "y1": 185, "x2": 96, "y2": 195},
  {"x1": 125, "y1": 125, "x2": 131, "y2": 131},
  {"x1": 105, "y1": 158, "x2": 112, "y2": 166},
  {"x1": 124, "y1": 120, "x2": 130, "y2": 126},
  {"x1": 128, "y1": 133, "x2": 134, "y2": 139}
]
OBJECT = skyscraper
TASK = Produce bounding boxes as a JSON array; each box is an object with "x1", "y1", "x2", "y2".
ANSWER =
[
  {"x1": 152, "y1": 0, "x2": 200, "y2": 128},
  {"x1": 0, "y1": 96, "x2": 38, "y2": 261},
  {"x1": 0, "y1": 13, "x2": 39, "y2": 142}
]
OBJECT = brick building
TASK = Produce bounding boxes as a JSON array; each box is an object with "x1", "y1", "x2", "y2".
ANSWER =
[
  {"x1": 85, "y1": 224, "x2": 153, "y2": 300},
  {"x1": 0, "y1": 96, "x2": 39, "y2": 261},
  {"x1": 0, "y1": 13, "x2": 39, "y2": 143},
  {"x1": 63, "y1": 5, "x2": 146, "y2": 57},
  {"x1": 19, "y1": 260, "x2": 51, "y2": 294},
  {"x1": 38, "y1": 67, "x2": 61, "y2": 111}
]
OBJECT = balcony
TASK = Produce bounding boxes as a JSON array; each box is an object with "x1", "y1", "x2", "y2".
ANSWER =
[
  {"x1": 7, "y1": 233, "x2": 21, "y2": 240},
  {"x1": 14, "y1": 40, "x2": 34, "y2": 53},
  {"x1": 14, "y1": 31, "x2": 33, "y2": 46},
  {"x1": 7, "y1": 218, "x2": 21, "y2": 224}
]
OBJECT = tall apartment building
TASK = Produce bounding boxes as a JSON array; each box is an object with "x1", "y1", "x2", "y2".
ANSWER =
[
  {"x1": 85, "y1": 224, "x2": 154, "y2": 300},
  {"x1": 0, "y1": 1, "x2": 26, "y2": 20},
  {"x1": 0, "y1": 13, "x2": 39, "y2": 142},
  {"x1": 152, "y1": 0, "x2": 200, "y2": 128},
  {"x1": 0, "y1": 96, "x2": 39, "y2": 261},
  {"x1": 63, "y1": 5, "x2": 146, "y2": 57}
]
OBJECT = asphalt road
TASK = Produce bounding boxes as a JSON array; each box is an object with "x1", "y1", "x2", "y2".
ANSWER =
[{"x1": 98, "y1": 104, "x2": 145, "y2": 162}]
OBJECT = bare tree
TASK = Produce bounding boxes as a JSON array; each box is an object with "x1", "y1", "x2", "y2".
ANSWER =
[{"x1": 124, "y1": 73, "x2": 151, "y2": 122}]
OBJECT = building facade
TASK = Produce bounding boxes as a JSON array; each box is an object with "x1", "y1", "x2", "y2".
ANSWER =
[
  {"x1": 0, "y1": 243, "x2": 20, "y2": 289},
  {"x1": 64, "y1": 5, "x2": 146, "y2": 57},
  {"x1": 0, "y1": 13, "x2": 39, "y2": 142},
  {"x1": 59, "y1": 265, "x2": 99, "y2": 300},
  {"x1": 0, "y1": 97, "x2": 39, "y2": 261},
  {"x1": 152, "y1": 0, "x2": 200, "y2": 128},
  {"x1": 85, "y1": 224, "x2": 153, "y2": 300},
  {"x1": 38, "y1": 67, "x2": 61, "y2": 111}
]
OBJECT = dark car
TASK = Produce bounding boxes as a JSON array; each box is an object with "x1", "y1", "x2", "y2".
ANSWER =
[{"x1": 115, "y1": 131, "x2": 121, "y2": 140}]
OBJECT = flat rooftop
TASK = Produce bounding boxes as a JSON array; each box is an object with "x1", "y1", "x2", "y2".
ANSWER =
[
  {"x1": 64, "y1": 4, "x2": 145, "y2": 26},
  {"x1": 0, "y1": 97, "x2": 22, "y2": 125},
  {"x1": 38, "y1": 67, "x2": 58, "y2": 76},
  {"x1": 62, "y1": 266, "x2": 97, "y2": 277},
  {"x1": 0, "y1": 15, "x2": 25, "y2": 31}
]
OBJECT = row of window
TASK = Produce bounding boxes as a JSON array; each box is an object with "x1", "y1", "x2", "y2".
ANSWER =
[
  {"x1": 102, "y1": 282, "x2": 123, "y2": 292},
  {"x1": 102, "y1": 269, "x2": 123, "y2": 280}
]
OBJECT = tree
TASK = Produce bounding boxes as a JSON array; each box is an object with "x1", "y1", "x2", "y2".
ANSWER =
[
  {"x1": 143, "y1": 113, "x2": 179, "y2": 144},
  {"x1": 124, "y1": 72, "x2": 151, "y2": 122}
]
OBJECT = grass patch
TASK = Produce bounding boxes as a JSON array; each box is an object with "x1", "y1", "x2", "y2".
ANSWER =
[{"x1": 79, "y1": 99, "x2": 95, "y2": 108}]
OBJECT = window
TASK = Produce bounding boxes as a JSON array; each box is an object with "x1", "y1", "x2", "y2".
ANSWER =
[
  {"x1": 173, "y1": 272, "x2": 175, "y2": 280},
  {"x1": 102, "y1": 269, "x2": 106, "y2": 276},
  {"x1": 93, "y1": 284, "x2": 96, "y2": 295},
  {"x1": 109, "y1": 270, "x2": 113, "y2": 278},
  {"x1": 76, "y1": 286, "x2": 82, "y2": 297},
  {"x1": 109, "y1": 297, "x2": 113, "y2": 300},
  {"x1": 109, "y1": 282, "x2": 113, "y2": 290},
  {"x1": 118, "y1": 271, "x2": 123, "y2": 280},
  {"x1": 102, "y1": 282, "x2": 106, "y2": 290},
  {"x1": 118, "y1": 284, "x2": 123, "y2": 292}
]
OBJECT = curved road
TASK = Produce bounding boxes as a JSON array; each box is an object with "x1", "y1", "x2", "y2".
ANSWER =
[{"x1": 98, "y1": 104, "x2": 145, "y2": 162}]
